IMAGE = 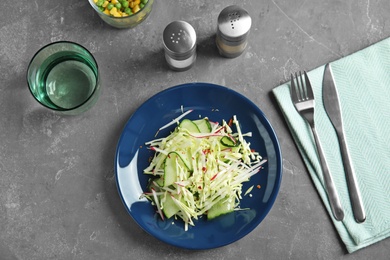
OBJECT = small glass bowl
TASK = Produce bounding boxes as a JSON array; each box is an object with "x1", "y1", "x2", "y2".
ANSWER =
[{"x1": 88, "y1": 0, "x2": 154, "y2": 29}]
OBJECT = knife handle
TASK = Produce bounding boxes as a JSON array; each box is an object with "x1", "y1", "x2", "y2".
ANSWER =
[
  {"x1": 338, "y1": 132, "x2": 366, "y2": 223},
  {"x1": 312, "y1": 127, "x2": 344, "y2": 221}
]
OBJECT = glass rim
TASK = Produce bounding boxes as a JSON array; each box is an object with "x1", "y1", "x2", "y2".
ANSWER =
[
  {"x1": 26, "y1": 40, "x2": 100, "y2": 112},
  {"x1": 88, "y1": 0, "x2": 153, "y2": 20}
]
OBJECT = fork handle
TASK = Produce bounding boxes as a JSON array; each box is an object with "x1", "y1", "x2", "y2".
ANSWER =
[{"x1": 312, "y1": 127, "x2": 345, "y2": 221}]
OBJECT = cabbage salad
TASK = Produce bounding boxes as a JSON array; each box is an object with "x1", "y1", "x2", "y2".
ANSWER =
[{"x1": 141, "y1": 110, "x2": 267, "y2": 230}]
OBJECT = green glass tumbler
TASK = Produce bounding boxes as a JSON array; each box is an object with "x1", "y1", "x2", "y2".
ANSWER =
[{"x1": 27, "y1": 41, "x2": 100, "y2": 115}]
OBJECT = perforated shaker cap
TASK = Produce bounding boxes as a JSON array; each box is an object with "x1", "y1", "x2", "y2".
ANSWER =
[
  {"x1": 217, "y1": 5, "x2": 252, "y2": 43},
  {"x1": 163, "y1": 21, "x2": 197, "y2": 60}
]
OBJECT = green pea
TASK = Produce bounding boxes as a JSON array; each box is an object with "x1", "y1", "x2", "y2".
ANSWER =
[
  {"x1": 96, "y1": 0, "x2": 104, "y2": 7},
  {"x1": 122, "y1": 1, "x2": 129, "y2": 8},
  {"x1": 115, "y1": 3, "x2": 122, "y2": 9},
  {"x1": 107, "y1": 3, "x2": 114, "y2": 10},
  {"x1": 98, "y1": 6, "x2": 104, "y2": 11},
  {"x1": 125, "y1": 7, "x2": 132, "y2": 15},
  {"x1": 141, "y1": 0, "x2": 148, "y2": 4},
  {"x1": 140, "y1": 3, "x2": 144, "y2": 9}
]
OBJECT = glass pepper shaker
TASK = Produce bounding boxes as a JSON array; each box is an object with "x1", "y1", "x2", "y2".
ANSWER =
[
  {"x1": 163, "y1": 21, "x2": 197, "y2": 71},
  {"x1": 216, "y1": 5, "x2": 252, "y2": 58}
]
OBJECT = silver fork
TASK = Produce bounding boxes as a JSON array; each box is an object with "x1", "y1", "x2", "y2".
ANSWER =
[{"x1": 291, "y1": 71, "x2": 344, "y2": 221}]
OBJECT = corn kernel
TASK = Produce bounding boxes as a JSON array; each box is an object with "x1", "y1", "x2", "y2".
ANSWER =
[
  {"x1": 102, "y1": 1, "x2": 109, "y2": 8},
  {"x1": 129, "y1": 2, "x2": 135, "y2": 8},
  {"x1": 103, "y1": 9, "x2": 110, "y2": 15},
  {"x1": 134, "y1": 0, "x2": 141, "y2": 5},
  {"x1": 110, "y1": 7, "x2": 118, "y2": 15},
  {"x1": 93, "y1": 0, "x2": 98, "y2": 3},
  {"x1": 132, "y1": 5, "x2": 140, "y2": 13},
  {"x1": 112, "y1": 0, "x2": 118, "y2": 4}
]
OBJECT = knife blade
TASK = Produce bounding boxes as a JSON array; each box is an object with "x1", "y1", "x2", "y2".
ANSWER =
[{"x1": 322, "y1": 63, "x2": 366, "y2": 223}]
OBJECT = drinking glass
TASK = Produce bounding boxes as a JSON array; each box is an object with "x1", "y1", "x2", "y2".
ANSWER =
[{"x1": 27, "y1": 41, "x2": 100, "y2": 115}]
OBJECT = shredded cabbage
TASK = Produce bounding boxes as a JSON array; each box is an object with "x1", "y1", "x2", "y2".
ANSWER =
[{"x1": 141, "y1": 112, "x2": 267, "y2": 231}]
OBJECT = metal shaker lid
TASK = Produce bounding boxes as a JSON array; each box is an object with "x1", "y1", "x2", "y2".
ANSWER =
[
  {"x1": 217, "y1": 5, "x2": 252, "y2": 43},
  {"x1": 163, "y1": 21, "x2": 196, "y2": 60}
]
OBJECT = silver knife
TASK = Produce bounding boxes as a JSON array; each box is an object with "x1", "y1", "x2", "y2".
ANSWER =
[{"x1": 322, "y1": 63, "x2": 366, "y2": 223}]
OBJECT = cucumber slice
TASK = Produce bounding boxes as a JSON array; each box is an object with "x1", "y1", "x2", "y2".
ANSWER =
[
  {"x1": 207, "y1": 196, "x2": 235, "y2": 220},
  {"x1": 181, "y1": 148, "x2": 193, "y2": 171},
  {"x1": 220, "y1": 136, "x2": 239, "y2": 147},
  {"x1": 162, "y1": 193, "x2": 180, "y2": 219},
  {"x1": 163, "y1": 152, "x2": 190, "y2": 186},
  {"x1": 193, "y1": 118, "x2": 212, "y2": 133},
  {"x1": 155, "y1": 177, "x2": 164, "y2": 187},
  {"x1": 147, "y1": 177, "x2": 163, "y2": 192},
  {"x1": 179, "y1": 119, "x2": 200, "y2": 133}
]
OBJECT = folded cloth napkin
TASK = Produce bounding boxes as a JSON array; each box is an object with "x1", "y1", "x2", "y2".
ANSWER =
[{"x1": 272, "y1": 37, "x2": 390, "y2": 253}]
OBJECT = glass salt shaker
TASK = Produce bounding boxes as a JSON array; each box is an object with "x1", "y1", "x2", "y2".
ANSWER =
[
  {"x1": 163, "y1": 21, "x2": 197, "y2": 71},
  {"x1": 216, "y1": 5, "x2": 252, "y2": 58}
]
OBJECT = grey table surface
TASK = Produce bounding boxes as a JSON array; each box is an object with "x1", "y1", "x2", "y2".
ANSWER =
[{"x1": 1, "y1": 0, "x2": 389, "y2": 259}]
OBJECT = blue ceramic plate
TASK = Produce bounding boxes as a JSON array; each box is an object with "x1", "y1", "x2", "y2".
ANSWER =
[{"x1": 115, "y1": 83, "x2": 282, "y2": 249}]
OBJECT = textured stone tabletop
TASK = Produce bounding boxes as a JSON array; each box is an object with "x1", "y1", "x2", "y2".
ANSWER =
[{"x1": 1, "y1": 0, "x2": 389, "y2": 259}]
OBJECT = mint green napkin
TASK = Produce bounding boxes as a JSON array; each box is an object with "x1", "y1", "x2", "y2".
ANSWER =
[{"x1": 272, "y1": 38, "x2": 390, "y2": 253}]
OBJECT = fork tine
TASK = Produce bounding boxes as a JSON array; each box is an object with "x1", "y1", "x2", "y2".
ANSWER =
[
  {"x1": 298, "y1": 71, "x2": 306, "y2": 101},
  {"x1": 303, "y1": 71, "x2": 314, "y2": 99},
  {"x1": 291, "y1": 71, "x2": 314, "y2": 103}
]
